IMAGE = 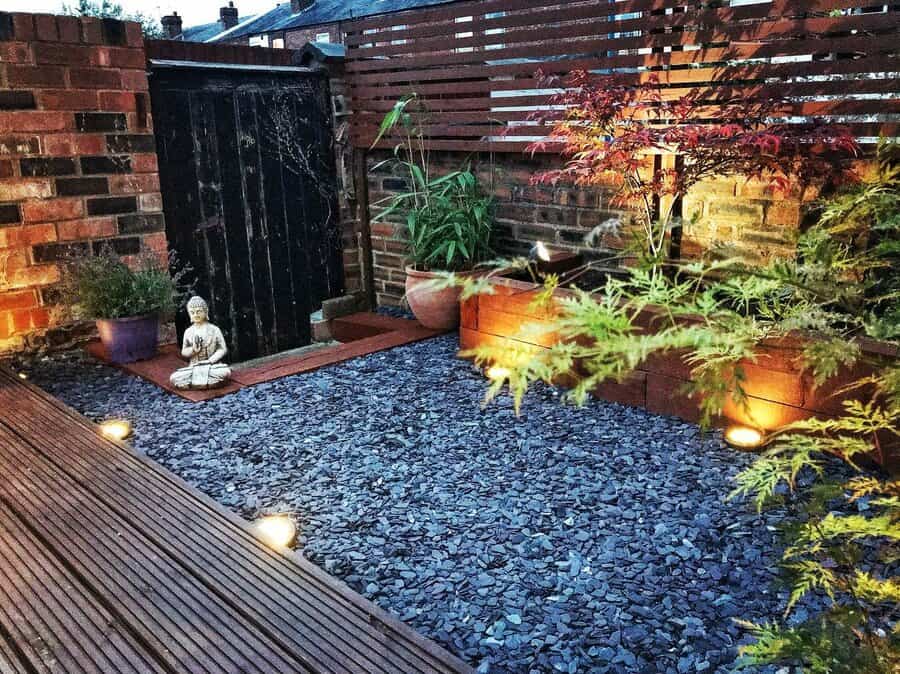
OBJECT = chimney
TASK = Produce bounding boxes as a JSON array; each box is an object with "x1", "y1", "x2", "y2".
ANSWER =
[
  {"x1": 161, "y1": 12, "x2": 183, "y2": 39},
  {"x1": 220, "y1": 2, "x2": 239, "y2": 29},
  {"x1": 290, "y1": 0, "x2": 314, "y2": 14}
]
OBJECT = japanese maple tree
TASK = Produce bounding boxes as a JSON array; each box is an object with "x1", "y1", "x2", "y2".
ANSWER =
[{"x1": 528, "y1": 70, "x2": 860, "y2": 260}]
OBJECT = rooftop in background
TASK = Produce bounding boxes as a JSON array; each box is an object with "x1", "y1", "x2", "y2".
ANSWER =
[
  {"x1": 183, "y1": 19, "x2": 251, "y2": 42},
  {"x1": 163, "y1": 2, "x2": 256, "y2": 42},
  {"x1": 210, "y1": 0, "x2": 459, "y2": 42}
]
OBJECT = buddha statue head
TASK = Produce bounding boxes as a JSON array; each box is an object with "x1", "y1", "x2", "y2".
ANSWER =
[{"x1": 186, "y1": 296, "x2": 209, "y2": 325}]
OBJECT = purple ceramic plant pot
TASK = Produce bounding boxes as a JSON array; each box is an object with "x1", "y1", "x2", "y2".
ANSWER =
[{"x1": 96, "y1": 313, "x2": 160, "y2": 364}]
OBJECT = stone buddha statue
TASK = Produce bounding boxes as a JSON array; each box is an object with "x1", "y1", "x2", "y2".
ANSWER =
[{"x1": 169, "y1": 296, "x2": 232, "y2": 390}]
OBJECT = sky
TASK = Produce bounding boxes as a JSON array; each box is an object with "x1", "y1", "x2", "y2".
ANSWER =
[{"x1": 0, "y1": 0, "x2": 279, "y2": 30}]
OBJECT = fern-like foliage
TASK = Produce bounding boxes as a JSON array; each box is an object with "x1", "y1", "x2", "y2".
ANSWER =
[
  {"x1": 735, "y1": 615, "x2": 899, "y2": 674},
  {"x1": 447, "y1": 140, "x2": 900, "y2": 672}
]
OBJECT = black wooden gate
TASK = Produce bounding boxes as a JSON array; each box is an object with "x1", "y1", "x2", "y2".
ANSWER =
[{"x1": 150, "y1": 64, "x2": 343, "y2": 362}]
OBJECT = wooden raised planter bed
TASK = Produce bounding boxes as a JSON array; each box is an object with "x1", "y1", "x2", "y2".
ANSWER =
[{"x1": 460, "y1": 278, "x2": 898, "y2": 467}]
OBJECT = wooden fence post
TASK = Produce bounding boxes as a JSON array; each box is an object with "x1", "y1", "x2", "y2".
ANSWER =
[{"x1": 353, "y1": 149, "x2": 377, "y2": 309}]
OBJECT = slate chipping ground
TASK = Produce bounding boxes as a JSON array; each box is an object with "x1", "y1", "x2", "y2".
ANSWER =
[{"x1": 24, "y1": 333, "x2": 804, "y2": 674}]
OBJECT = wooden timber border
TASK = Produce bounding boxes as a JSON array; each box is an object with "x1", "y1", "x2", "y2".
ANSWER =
[{"x1": 460, "y1": 278, "x2": 898, "y2": 469}]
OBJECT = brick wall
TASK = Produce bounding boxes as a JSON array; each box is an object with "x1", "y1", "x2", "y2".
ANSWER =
[
  {"x1": 217, "y1": 22, "x2": 342, "y2": 49},
  {"x1": 366, "y1": 150, "x2": 805, "y2": 307},
  {"x1": 284, "y1": 23, "x2": 341, "y2": 49},
  {"x1": 0, "y1": 12, "x2": 164, "y2": 352},
  {"x1": 680, "y1": 176, "x2": 805, "y2": 261}
]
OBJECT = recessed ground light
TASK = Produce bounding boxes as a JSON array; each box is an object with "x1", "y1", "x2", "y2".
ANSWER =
[
  {"x1": 724, "y1": 424, "x2": 765, "y2": 451},
  {"x1": 530, "y1": 241, "x2": 551, "y2": 262},
  {"x1": 253, "y1": 514, "x2": 297, "y2": 549},
  {"x1": 99, "y1": 419, "x2": 133, "y2": 441},
  {"x1": 17, "y1": 372, "x2": 28, "y2": 380},
  {"x1": 486, "y1": 365, "x2": 510, "y2": 380}
]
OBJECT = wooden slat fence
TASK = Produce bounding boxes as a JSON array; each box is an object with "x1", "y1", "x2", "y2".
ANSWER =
[{"x1": 343, "y1": 0, "x2": 900, "y2": 151}]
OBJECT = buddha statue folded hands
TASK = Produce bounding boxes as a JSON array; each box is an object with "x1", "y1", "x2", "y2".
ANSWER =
[{"x1": 169, "y1": 296, "x2": 232, "y2": 390}]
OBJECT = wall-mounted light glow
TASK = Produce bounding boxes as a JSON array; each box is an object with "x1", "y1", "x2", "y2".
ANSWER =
[
  {"x1": 99, "y1": 419, "x2": 132, "y2": 441},
  {"x1": 253, "y1": 514, "x2": 297, "y2": 549},
  {"x1": 486, "y1": 365, "x2": 511, "y2": 381},
  {"x1": 530, "y1": 241, "x2": 551, "y2": 262},
  {"x1": 17, "y1": 372, "x2": 28, "y2": 380},
  {"x1": 724, "y1": 424, "x2": 765, "y2": 451}
]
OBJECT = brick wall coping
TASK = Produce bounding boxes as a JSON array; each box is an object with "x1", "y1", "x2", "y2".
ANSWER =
[{"x1": 147, "y1": 59, "x2": 313, "y2": 73}]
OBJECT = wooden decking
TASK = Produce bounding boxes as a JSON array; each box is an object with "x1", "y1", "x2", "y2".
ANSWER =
[{"x1": 0, "y1": 368, "x2": 471, "y2": 674}]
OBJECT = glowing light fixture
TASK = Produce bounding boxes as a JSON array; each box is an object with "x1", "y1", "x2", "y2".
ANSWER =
[
  {"x1": 17, "y1": 372, "x2": 28, "y2": 380},
  {"x1": 99, "y1": 419, "x2": 132, "y2": 441},
  {"x1": 254, "y1": 514, "x2": 297, "y2": 549},
  {"x1": 486, "y1": 365, "x2": 511, "y2": 381},
  {"x1": 724, "y1": 424, "x2": 765, "y2": 451},
  {"x1": 530, "y1": 241, "x2": 551, "y2": 262}
]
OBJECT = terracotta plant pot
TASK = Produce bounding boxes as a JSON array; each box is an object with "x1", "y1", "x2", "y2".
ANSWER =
[
  {"x1": 404, "y1": 266, "x2": 470, "y2": 330},
  {"x1": 96, "y1": 313, "x2": 160, "y2": 364}
]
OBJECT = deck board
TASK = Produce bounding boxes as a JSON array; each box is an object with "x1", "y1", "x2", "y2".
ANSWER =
[
  {"x1": 0, "y1": 368, "x2": 472, "y2": 674},
  {"x1": 0, "y1": 429, "x2": 305, "y2": 674},
  {"x1": 0, "y1": 501, "x2": 161, "y2": 674},
  {"x1": 0, "y1": 379, "x2": 442, "y2": 672}
]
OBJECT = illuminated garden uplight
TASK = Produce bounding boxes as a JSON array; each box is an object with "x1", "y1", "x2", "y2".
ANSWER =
[
  {"x1": 531, "y1": 241, "x2": 551, "y2": 262},
  {"x1": 254, "y1": 514, "x2": 297, "y2": 549},
  {"x1": 724, "y1": 425, "x2": 765, "y2": 451},
  {"x1": 99, "y1": 419, "x2": 132, "y2": 441},
  {"x1": 486, "y1": 365, "x2": 511, "y2": 381}
]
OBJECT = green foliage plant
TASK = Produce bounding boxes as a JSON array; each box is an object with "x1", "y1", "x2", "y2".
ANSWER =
[
  {"x1": 60, "y1": 246, "x2": 188, "y2": 320},
  {"x1": 455, "y1": 140, "x2": 900, "y2": 672},
  {"x1": 61, "y1": 0, "x2": 163, "y2": 38},
  {"x1": 370, "y1": 95, "x2": 494, "y2": 272}
]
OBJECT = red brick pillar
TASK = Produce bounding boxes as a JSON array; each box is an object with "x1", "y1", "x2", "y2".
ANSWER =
[{"x1": 0, "y1": 12, "x2": 165, "y2": 352}]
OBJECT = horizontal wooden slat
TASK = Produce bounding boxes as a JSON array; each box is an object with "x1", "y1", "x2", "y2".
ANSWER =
[
  {"x1": 350, "y1": 70, "x2": 900, "y2": 100},
  {"x1": 349, "y1": 52, "x2": 900, "y2": 87},
  {"x1": 345, "y1": 34, "x2": 897, "y2": 78},
  {"x1": 358, "y1": 124, "x2": 897, "y2": 152},
  {"x1": 345, "y1": 0, "x2": 900, "y2": 150},
  {"x1": 348, "y1": 3, "x2": 774, "y2": 58},
  {"x1": 347, "y1": 36, "x2": 897, "y2": 83},
  {"x1": 346, "y1": 0, "x2": 888, "y2": 46},
  {"x1": 349, "y1": 10, "x2": 900, "y2": 59},
  {"x1": 350, "y1": 80, "x2": 900, "y2": 130},
  {"x1": 352, "y1": 105, "x2": 900, "y2": 139},
  {"x1": 354, "y1": 100, "x2": 900, "y2": 138},
  {"x1": 346, "y1": 0, "x2": 892, "y2": 34}
]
